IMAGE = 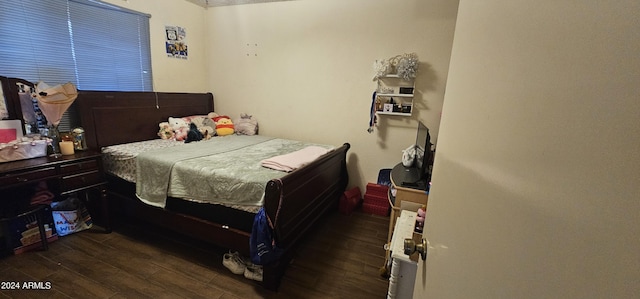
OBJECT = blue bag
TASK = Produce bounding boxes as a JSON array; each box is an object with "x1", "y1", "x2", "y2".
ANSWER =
[{"x1": 250, "y1": 207, "x2": 283, "y2": 265}]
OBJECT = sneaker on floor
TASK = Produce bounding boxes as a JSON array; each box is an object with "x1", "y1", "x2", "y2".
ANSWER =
[
  {"x1": 244, "y1": 264, "x2": 263, "y2": 282},
  {"x1": 223, "y1": 251, "x2": 246, "y2": 275}
]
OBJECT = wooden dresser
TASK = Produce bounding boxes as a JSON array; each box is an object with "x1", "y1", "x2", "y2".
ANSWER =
[{"x1": 0, "y1": 151, "x2": 110, "y2": 232}]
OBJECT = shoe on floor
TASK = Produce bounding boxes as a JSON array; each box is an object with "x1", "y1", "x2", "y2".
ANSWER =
[
  {"x1": 244, "y1": 264, "x2": 263, "y2": 282},
  {"x1": 223, "y1": 251, "x2": 246, "y2": 275}
]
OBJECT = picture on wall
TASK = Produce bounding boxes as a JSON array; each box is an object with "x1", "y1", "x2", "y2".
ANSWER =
[{"x1": 165, "y1": 25, "x2": 188, "y2": 59}]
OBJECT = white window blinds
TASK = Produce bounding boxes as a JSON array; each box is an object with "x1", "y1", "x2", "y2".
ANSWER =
[{"x1": 0, "y1": 0, "x2": 152, "y2": 130}]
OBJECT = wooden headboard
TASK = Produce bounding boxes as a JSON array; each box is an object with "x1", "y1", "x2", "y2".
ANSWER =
[{"x1": 75, "y1": 91, "x2": 214, "y2": 150}]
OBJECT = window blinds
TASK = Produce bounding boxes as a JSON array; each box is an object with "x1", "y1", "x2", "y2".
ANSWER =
[{"x1": 0, "y1": 0, "x2": 152, "y2": 131}]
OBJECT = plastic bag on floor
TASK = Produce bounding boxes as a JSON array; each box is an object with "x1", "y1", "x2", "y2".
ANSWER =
[{"x1": 50, "y1": 196, "x2": 92, "y2": 236}]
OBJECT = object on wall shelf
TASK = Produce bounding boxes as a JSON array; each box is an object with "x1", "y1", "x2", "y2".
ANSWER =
[
  {"x1": 374, "y1": 75, "x2": 415, "y2": 117},
  {"x1": 371, "y1": 53, "x2": 418, "y2": 118},
  {"x1": 373, "y1": 53, "x2": 419, "y2": 81}
]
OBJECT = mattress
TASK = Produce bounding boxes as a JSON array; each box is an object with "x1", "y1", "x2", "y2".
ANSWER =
[{"x1": 102, "y1": 135, "x2": 334, "y2": 213}]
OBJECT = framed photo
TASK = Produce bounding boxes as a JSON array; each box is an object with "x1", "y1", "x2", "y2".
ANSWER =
[
  {"x1": 0, "y1": 119, "x2": 23, "y2": 143},
  {"x1": 383, "y1": 103, "x2": 394, "y2": 112}
]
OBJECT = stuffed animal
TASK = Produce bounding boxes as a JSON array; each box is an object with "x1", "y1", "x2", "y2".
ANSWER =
[
  {"x1": 213, "y1": 115, "x2": 234, "y2": 136},
  {"x1": 416, "y1": 205, "x2": 426, "y2": 233},
  {"x1": 188, "y1": 115, "x2": 215, "y2": 139},
  {"x1": 157, "y1": 122, "x2": 175, "y2": 140},
  {"x1": 185, "y1": 123, "x2": 203, "y2": 143},
  {"x1": 402, "y1": 145, "x2": 416, "y2": 167},
  {"x1": 168, "y1": 117, "x2": 189, "y2": 141},
  {"x1": 201, "y1": 117, "x2": 216, "y2": 138},
  {"x1": 234, "y1": 113, "x2": 259, "y2": 136}
]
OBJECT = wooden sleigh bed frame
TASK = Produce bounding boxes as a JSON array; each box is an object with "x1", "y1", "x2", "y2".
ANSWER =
[{"x1": 75, "y1": 91, "x2": 350, "y2": 291}]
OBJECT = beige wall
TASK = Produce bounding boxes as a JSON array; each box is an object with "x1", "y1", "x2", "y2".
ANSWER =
[
  {"x1": 102, "y1": 0, "x2": 458, "y2": 191},
  {"x1": 205, "y1": 0, "x2": 458, "y2": 190},
  {"x1": 103, "y1": 0, "x2": 209, "y2": 92}
]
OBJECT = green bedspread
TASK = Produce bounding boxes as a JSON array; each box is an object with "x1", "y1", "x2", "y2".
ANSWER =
[{"x1": 135, "y1": 135, "x2": 333, "y2": 208}]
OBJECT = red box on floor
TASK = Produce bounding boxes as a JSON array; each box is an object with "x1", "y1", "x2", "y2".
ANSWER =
[
  {"x1": 339, "y1": 187, "x2": 362, "y2": 215},
  {"x1": 362, "y1": 202, "x2": 390, "y2": 216},
  {"x1": 364, "y1": 193, "x2": 388, "y2": 206},
  {"x1": 366, "y1": 183, "x2": 389, "y2": 198}
]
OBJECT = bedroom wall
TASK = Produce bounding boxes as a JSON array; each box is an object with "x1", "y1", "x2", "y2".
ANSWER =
[
  {"x1": 103, "y1": 0, "x2": 209, "y2": 92},
  {"x1": 204, "y1": 0, "x2": 459, "y2": 190},
  {"x1": 102, "y1": 0, "x2": 458, "y2": 191}
]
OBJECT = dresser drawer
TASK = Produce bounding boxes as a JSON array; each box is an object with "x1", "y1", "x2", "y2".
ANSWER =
[
  {"x1": 0, "y1": 167, "x2": 57, "y2": 186},
  {"x1": 60, "y1": 170, "x2": 103, "y2": 192},
  {"x1": 60, "y1": 159, "x2": 99, "y2": 175}
]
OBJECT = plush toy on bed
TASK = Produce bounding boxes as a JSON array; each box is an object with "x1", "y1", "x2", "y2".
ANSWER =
[
  {"x1": 234, "y1": 113, "x2": 259, "y2": 136},
  {"x1": 158, "y1": 122, "x2": 175, "y2": 140},
  {"x1": 185, "y1": 123, "x2": 204, "y2": 143},
  {"x1": 213, "y1": 115, "x2": 235, "y2": 136},
  {"x1": 168, "y1": 117, "x2": 189, "y2": 141},
  {"x1": 186, "y1": 115, "x2": 216, "y2": 140}
]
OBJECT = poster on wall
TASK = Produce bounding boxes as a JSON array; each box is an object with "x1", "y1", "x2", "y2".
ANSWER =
[{"x1": 165, "y1": 25, "x2": 187, "y2": 59}]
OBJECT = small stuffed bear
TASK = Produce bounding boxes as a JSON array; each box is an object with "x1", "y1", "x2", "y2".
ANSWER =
[
  {"x1": 168, "y1": 117, "x2": 189, "y2": 141},
  {"x1": 213, "y1": 115, "x2": 234, "y2": 136},
  {"x1": 185, "y1": 123, "x2": 203, "y2": 143},
  {"x1": 234, "y1": 113, "x2": 259, "y2": 136},
  {"x1": 158, "y1": 122, "x2": 175, "y2": 139}
]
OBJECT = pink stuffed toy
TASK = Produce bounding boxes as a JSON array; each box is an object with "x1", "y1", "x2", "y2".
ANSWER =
[
  {"x1": 168, "y1": 117, "x2": 189, "y2": 141},
  {"x1": 416, "y1": 205, "x2": 426, "y2": 232}
]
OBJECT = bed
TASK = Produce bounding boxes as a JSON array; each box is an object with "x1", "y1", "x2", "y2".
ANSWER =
[{"x1": 75, "y1": 91, "x2": 350, "y2": 291}]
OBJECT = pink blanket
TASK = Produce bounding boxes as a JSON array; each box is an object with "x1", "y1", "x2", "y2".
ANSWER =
[{"x1": 261, "y1": 146, "x2": 330, "y2": 172}]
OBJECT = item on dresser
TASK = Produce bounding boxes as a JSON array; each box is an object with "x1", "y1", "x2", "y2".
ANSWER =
[
  {"x1": 0, "y1": 119, "x2": 23, "y2": 143},
  {"x1": 59, "y1": 141, "x2": 75, "y2": 155},
  {"x1": 35, "y1": 81, "x2": 78, "y2": 158},
  {"x1": 0, "y1": 136, "x2": 50, "y2": 163},
  {"x1": 71, "y1": 127, "x2": 88, "y2": 150}
]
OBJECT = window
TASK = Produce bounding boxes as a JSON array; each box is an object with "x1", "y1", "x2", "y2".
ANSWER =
[{"x1": 0, "y1": 0, "x2": 152, "y2": 131}]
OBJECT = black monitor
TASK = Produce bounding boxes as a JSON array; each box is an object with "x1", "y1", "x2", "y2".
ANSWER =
[{"x1": 414, "y1": 121, "x2": 433, "y2": 183}]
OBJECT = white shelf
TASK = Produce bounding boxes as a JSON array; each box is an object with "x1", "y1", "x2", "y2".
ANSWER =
[
  {"x1": 377, "y1": 111, "x2": 412, "y2": 116},
  {"x1": 374, "y1": 73, "x2": 416, "y2": 117},
  {"x1": 377, "y1": 93, "x2": 413, "y2": 98}
]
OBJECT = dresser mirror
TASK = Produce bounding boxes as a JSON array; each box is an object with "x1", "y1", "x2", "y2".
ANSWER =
[
  {"x1": 0, "y1": 76, "x2": 11, "y2": 120},
  {"x1": 0, "y1": 77, "x2": 49, "y2": 135}
]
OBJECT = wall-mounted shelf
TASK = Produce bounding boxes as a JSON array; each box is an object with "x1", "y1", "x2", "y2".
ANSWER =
[
  {"x1": 377, "y1": 93, "x2": 413, "y2": 98},
  {"x1": 376, "y1": 111, "x2": 412, "y2": 116},
  {"x1": 374, "y1": 75, "x2": 415, "y2": 117}
]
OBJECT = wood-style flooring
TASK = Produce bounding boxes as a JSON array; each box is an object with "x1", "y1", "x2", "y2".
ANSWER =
[{"x1": 0, "y1": 210, "x2": 390, "y2": 298}]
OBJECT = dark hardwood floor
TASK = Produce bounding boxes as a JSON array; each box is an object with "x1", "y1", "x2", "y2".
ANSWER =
[{"x1": 0, "y1": 210, "x2": 390, "y2": 298}]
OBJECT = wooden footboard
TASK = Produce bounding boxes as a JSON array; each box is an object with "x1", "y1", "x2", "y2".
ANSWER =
[{"x1": 262, "y1": 143, "x2": 350, "y2": 290}]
